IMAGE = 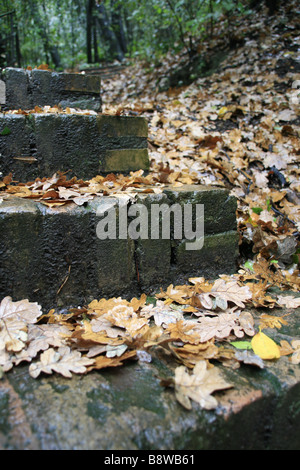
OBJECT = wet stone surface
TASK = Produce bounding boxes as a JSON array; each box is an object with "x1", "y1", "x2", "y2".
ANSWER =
[
  {"x1": 0, "y1": 187, "x2": 238, "y2": 308},
  {"x1": 0, "y1": 68, "x2": 102, "y2": 112},
  {"x1": 0, "y1": 114, "x2": 149, "y2": 180},
  {"x1": 0, "y1": 300, "x2": 299, "y2": 450}
]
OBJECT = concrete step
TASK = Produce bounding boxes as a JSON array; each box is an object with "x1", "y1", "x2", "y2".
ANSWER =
[
  {"x1": 1, "y1": 298, "x2": 299, "y2": 450},
  {"x1": 0, "y1": 185, "x2": 238, "y2": 309},
  {"x1": 0, "y1": 67, "x2": 102, "y2": 112},
  {"x1": 0, "y1": 113, "x2": 149, "y2": 180}
]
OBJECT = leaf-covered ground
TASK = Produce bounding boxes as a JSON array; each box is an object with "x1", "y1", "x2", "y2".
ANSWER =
[{"x1": 0, "y1": 3, "x2": 299, "y2": 410}]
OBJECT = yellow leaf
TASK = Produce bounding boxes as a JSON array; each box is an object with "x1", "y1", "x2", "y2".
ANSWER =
[
  {"x1": 218, "y1": 106, "x2": 228, "y2": 117},
  {"x1": 251, "y1": 329, "x2": 280, "y2": 360}
]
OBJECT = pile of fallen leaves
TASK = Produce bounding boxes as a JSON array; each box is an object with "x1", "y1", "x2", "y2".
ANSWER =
[
  {"x1": 0, "y1": 2, "x2": 299, "y2": 410},
  {"x1": 2, "y1": 104, "x2": 98, "y2": 116},
  {"x1": 0, "y1": 264, "x2": 299, "y2": 409}
]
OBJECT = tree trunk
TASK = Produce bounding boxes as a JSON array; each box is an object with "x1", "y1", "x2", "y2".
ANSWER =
[
  {"x1": 111, "y1": 1, "x2": 127, "y2": 55},
  {"x1": 95, "y1": 2, "x2": 124, "y2": 62},
  {"x1": 86, "y1": 0, "x2": 94, "y2": 63},
  {"x1": 28, "y1": 0, "x2": 61, "y2": 68}
]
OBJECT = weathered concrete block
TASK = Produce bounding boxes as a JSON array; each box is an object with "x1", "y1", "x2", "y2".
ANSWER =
[
  {"x1": 0, "y1": 114, "x2": 149, "y2": 180},
  {"x1": 174, "y1": 231, "x2": 239, "y2": 278},
  {"x1": 0, "y1": 186, "x2": 239, "y2": 307},
  {"x1": 133, "y1": 193, "x2": 172, "y2": 291},
  {"x1": 0, "y1": 197, "x2": 137, "y2": 308},
  {"x1": 161, "y1": 185, "x2": 238, "y2": 281},
  {"x1": 0, "y1": 68, "x2": 102, "y2": 112},
  {"x1": 163, "y1": 184, "x2": 237, "y2": 234},
  {"x1": 0, "y1": 198, "x2": 41, "y2": 301}
]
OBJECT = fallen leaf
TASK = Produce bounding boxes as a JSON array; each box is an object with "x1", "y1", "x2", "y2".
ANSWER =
[
  {"x1": 28, "y1": 346, "x2": 95, "y2": 378},
  {"x1": 290, "y1": 340, "x2": 300, "y2": 365},
  {"x1": 86, "y1": 350, "x2": 136, "y2": 370},
  {"x1": 209, "y1": 279, "x2": 252, "y2": 309},
  {"x1": 276, "y1": 295, "x2": 300, "y2": 309},
  {"x1": 251, "y1": 329, "x2": 281, "y2": 360},
  {"x1": 234, "y1": 350, "x2": 265, "y2": 369},
  {"x1": 192, "y1": 311, "x2": 255, "y2": 343},
  {"x1": 259, "y1": 314, "x2": 289, "y2": 330},
  {"x1": 174, "y1": 361, "x2": 233, "y2": 410}
]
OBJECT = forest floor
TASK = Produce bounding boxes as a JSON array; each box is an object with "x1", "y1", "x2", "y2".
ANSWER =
[{"x1": 0, "y1": 2, "x2": 299, "y2": 413}]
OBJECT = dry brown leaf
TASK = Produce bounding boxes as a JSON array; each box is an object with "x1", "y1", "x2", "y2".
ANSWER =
[
  {"x1": 87, "y1": 350, "x2": 137, "y2": 371},
  {"x1": 209, "y1": 279, "x2": 252, "y2": 309},
  {"x1": 193, "y1": 311, "x2": 255, "y2": 343},
  {"x1": 276, "y1": 295, "x2": 300, "y2": 309},
  {"x1": 28, "y1": 346, "x2": 95, "y2": 378},
  {"x1": 0, "y1": 297, "x2": 42, "y2": 325},
  {"x1": 174, "y1": 361, "x2": 233, "y2": 410},
  {"x1": 105, "y1": 304, "x2": 149, "y2": 338},
  {"x1": 0, "y1": 319, "x2": 27, "y2": 353},
  {"x1": 166, "y1": 320, "x2": 202, "y2": 344},
  {"x1": 71, "y1": 321, "x2": 125, "y2": 346},
  {"x1": 13, "y1": 324, "x2": 72, "y2": 365},
  {"x1": 170, "y1": 341, "x2": 219, "y2": 368},
  {"x1": 259, "y1": 314, "x2": 289, "y2": 330},
  {"x1": 290, "y1": 341, "x2": 300, "y2": 365}
]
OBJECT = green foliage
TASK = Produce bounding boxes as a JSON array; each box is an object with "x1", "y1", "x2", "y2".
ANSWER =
[{"x1": 1, "y1": 0, "x2": 251, "y2": 68}]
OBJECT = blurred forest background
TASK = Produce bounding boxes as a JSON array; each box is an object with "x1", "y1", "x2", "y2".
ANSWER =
[{"x1": 0, "y1": 0, "x2": 283, "y2": 71}]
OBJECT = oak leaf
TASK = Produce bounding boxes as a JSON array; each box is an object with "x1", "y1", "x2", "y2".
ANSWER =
[
  {"x1": 174, "y1": 361, "x2": 233, "y2": 410},
  {"x1": 86, "y1": 350, "x2": 137, "y2": 371},
  {"x1": 276, "y1": 295, "x2": 300, "y2": 309},
  {"x1": 28, "y1": 346, "x2": 95, "y2": 378},
  {"x1": 208, "y1": 279, "x2": 252, "y2": 309},
  {"x1": 259, "y1": 314, "x2": 288, "y2": 330},
  {"x1": 166, "y1": 320, "x2": 202, "y2": 344},
  {"x1": 0, "y1": 297, "x2": 43, "y2": 325},
  {"x1": 13, "y1": 324, "x2": 72, "y2": 365},
  {"x1": 193, "y1": 311, "x2": 255, "y2": 343},
  {"x1": 290, "y1": 341, "x2": 300, "y2": 365}
]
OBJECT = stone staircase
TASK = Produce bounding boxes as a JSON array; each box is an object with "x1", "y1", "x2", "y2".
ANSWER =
[
  {"x1": 0, "y1": 68, "x2": 299, "y2": 452},
  {"x1": 0, "y1": 67, "x2": 239, "y2": 309}
]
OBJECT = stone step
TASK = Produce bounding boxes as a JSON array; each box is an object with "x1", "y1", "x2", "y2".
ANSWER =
[
  {"x1": 0, "y1": 67, "x2": 102, "y2": 112},
  {"x1": 1, "y1": 299, "x2": 299, "y2": 450},
  {"x1": 0, "y1": 185, "x2": 238, "y2": 309},
  {"x1": 0, "y1": 113, "x2": 149, "y2": 180}
]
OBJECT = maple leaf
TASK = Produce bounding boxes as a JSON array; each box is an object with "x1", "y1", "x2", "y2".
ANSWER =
[
  {"x1": 174, "y1": 361, "x2": 233, "y2": 410},
  {"x1": 28, "y1": 346, "x2": 95, "y2": 378}
]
